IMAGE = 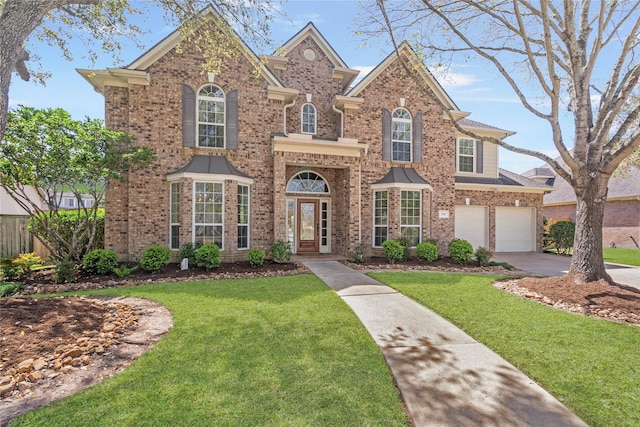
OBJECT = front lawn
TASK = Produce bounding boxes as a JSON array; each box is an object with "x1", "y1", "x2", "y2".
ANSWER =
[
  {"x1": 370, "y1": 272, "x2": 640, "y2": 427},
  {"x1": 603, "y1": 247, "x2": 640, "y2": 266},
  {"x1": 12, "y1": 275, "x2": 408, "y2": 426}
]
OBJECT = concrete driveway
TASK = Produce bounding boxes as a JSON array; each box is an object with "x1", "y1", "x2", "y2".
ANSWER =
[{"x1": 494, "y1": 252, "x2": 639, "y2": 289}]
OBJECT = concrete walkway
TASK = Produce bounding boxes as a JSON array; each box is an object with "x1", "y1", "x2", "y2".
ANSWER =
[
  {"x1": 494, "y1": 252, "x2": 640, "y2": 289},
  {"x1": 302, "y1": 260, "x2": 587, "y2": 427}
]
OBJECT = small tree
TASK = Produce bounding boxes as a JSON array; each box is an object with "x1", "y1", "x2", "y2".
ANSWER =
[
  {"x1": 0, "y1": 106, "x2": 153, "y2": 262},
  {"x1": 549, "y1": 221, "x2": 576, "y2": 256}
]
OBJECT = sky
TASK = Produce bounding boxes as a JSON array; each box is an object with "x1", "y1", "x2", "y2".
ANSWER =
[{"x1": 7, "y1": 0, "x2": 577, "y2": 173}]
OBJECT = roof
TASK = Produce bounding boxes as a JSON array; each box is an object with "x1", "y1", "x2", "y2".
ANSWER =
[
  {"x1": 166, "y1": 155, "x2": 253, "y2": 184},
  {"x1": 522, "y1": 167, "x2": 555, "y2": 179},
  {"x1": 455, "y1": 168, "x2": 554, "y2": 191},
  {"x1": 372, "y1": 167, "x2": 433, "y2": 191},
  {"x1": 544, "y1": 165, "x2": 640, "y2": 205},
  {"x1": 276, "y1": 22, "x2": 349, "y2": 68},
  {"x1": 457, "y1": 118, "x2": 515, "y2": 138}
]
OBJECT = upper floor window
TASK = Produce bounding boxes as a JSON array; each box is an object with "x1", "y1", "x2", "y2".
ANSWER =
[
  {"x1": 198, "y1": 85, "x2": 225, "y2": 148},
  {"x1": 301, "y1": 103, "x2": 317, "y2": 134},
  {"x1": 392, "y1": 108, "x2": 412, "y2": 162},
  {"x1": 458, "y1": 138, "x2": 475, "y2": 173}
]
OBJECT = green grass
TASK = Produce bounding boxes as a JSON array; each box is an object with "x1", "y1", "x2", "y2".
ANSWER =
[
  {"x1": 370, "y1": 272, "x2": 640, "y2": 427},
  {"x1": 13, "y1": 275, "x2": 408, "y2": 426},
  {"x1": 603, "y1": 247, "x2": 640, "y2": 266}
]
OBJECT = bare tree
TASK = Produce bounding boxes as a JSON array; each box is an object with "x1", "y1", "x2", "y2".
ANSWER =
[
  {"x1": 361, "y1": 0, "x2": 640, "y2": 284},
  {"x1": 0, "y1": 0, "x2": 279, "y2": 142}
]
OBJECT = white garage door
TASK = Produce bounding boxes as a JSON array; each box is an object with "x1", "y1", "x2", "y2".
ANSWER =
[
  {"x1": 455, "y1": 206, "x2": 488, "y2": 249},
  {"x1": 495, "y1": 207, "x2": 535, "y2": 252}
]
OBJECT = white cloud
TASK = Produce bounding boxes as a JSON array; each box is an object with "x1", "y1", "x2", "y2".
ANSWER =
[
  {"x1": 351, "y1": 65, "x2": 375, "y2": 85},
  {"x1": 430, "y1": 66, "x2": 480, "y2": 88}
]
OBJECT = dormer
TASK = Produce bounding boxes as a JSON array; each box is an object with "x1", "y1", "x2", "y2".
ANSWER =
[{"x1": 454, "y1": 118, "x2": 515, "y2": 179}]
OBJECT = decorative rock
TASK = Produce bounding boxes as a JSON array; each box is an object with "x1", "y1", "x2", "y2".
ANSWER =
[
  {"x1": 17, "y1": 358, "x2": 34, "y2": 373},
  {"x1": 63, "y1": 348, "x2": 83, "y2": 359},
  {"x1": 32, "y1": 358, "x2": 46, "y2": 371},
  {"x1": 80, "y1": 355, "x2": 91, "y2": 365},
  {"x1": 0, "y1": 375, "x2": 13, "y2": 385},
  {"x1": 0, "y1": 382, "x2": 15, "y2": 396},
  {"x1": 28, "y1": 371, "x2": 43, "y2": 382}
]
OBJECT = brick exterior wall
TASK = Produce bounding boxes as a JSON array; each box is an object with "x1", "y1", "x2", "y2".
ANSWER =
[
  {"x1": 545, "y1": 200, "x2": 640, "y2": 248},
  {"x1": 100, "y1": 25, "x2": 547, "y2": 262}
]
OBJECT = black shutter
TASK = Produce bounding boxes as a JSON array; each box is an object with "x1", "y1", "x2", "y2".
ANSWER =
[
  {"x1": 382, "y1": 108, "x2": 391, "y2": 161},
  {"x1": 182, "y1": 84, "x2": 196, "y2": 147},
  {"x1": 226, "y1": 89, "x2": 238, "y2": 150},
  {"x1": 412, "y1": 112, "x2": 423, "y2": 163},
  {"x1": 476, "y1": 140, "x2": 483, "y2": 173}
]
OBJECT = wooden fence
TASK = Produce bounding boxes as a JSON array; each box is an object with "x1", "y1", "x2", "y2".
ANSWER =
[{"x1": 0, "y1": 215, "x2": 33, "y2": 259}]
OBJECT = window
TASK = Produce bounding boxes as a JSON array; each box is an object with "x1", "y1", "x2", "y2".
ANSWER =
[
  {"x1": 287, "y1": 171, "x2": 329, "y2": 193},
  {"x1": 62, "y1": 197, "x2": 76, "y2": 208},
  {"x1": 237, "y1": 185, "x2": 249, "y2": 249},
  {"x1": 194, "y1": 182, "x2": 223, "y2": 249},
  {"x1": 198, "y1": 85, "x2": 225, "y2": 148},
  {"x1": 400, "y1": 190, "x2": 421, "y2": 247},
  {"x1": 170, "y1": 182, "x2": 180, "y2": 250},
  {"x1": 301, "y1": 103, "x2": 317, "y2": 134},
  {"x1": 458, "y1": 138, "x2": 475, "y2": 172},
  {"x1": 392, "y1": 108, "x2": 412, "y2": 162},
  {"x1": 82, "y1": 198, "x2": 95, "y2": 208},
  {"x1": 374, "y1": 190, "x2": 388, "y2": 247}
]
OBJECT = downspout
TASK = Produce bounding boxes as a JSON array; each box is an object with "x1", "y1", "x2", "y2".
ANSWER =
[
  {"x1": 358, "y1": 160, "x2": 362, "y2": 245},
  {"x1": 283, "y1": 98, "x2": 296, "y2": 136},
  {"x1": 332, "y1": 101, "x2": 344, "y2": 138}
]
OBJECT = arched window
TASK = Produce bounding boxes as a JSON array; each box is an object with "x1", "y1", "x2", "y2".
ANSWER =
[
  {"x1": 301, "y1": 103, "x2": 317, "y2": 134},
  {"x1": 287, "y1": 171, "x2": 329, "y2": 193},
  {"x1": 392, "y1": 108, "x2": 412, "y2": 161},
  {"x1": 198, "y1": 85, "x2": 225, "y2": 148}
]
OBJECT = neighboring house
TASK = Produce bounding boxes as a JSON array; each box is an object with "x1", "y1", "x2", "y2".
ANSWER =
[
  {"x1": 0, "y1": 186, "x2": 41, "y2": 257},
  {"x1": 49, "y1": 192, "x2": 97, "y2": 210},
  {"x1": 78, "y1": 8, "x2": 552, "y2": 262},
  {"x1": 525, "y1": 166, "x2": 640, "y2": 248}
]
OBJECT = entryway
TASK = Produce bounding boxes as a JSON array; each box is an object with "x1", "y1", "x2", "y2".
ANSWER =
[{"x1": 297, "y1": 199, "x2": 319, "y2": 252}]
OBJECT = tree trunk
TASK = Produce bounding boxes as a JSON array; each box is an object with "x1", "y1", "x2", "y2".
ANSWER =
[{"x1": 568, "y1": 173, "x2": 613, "y2": 284}]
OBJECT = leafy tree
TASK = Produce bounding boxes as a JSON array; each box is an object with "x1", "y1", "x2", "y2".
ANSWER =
[
  {"x1": 363, "y1": 1, "x2": 640, "y2": 284},
  {"x1": 0, "y1": 106, "x2": 153, "y2": 262},
  {"x1": 0, "y1": 0, "x2": 279, "y2": 143}
]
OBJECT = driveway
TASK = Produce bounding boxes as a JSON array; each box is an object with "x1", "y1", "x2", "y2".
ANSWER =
[{"x1": 494, "y1": 252, "x2": 639, "y2": 289}]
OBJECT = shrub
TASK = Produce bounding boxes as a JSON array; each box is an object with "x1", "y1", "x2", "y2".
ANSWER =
[
  {"x1": 54, "y1": 261, "x2": 78, "y2": 284},
  {"x1": 1, "y1": 257, "x2": 18, "y2": 281},
  {"x1": 195, "y1": 244, "x2": 221, "y2": 270},
  {"x1": 140, "y1": 245, "x2": 171, "y2": 272},
  {"x1": 83, "y1": 249, "x2": 118, "y2": 275},
  {"x1": 13, "y1": 252, "x2": 44, "y2": 278},
  {"x1": 382, "y1": 240, "x2": 405, "y2": 264},
  {"x1": 113, "y1": 265, "x2": 138, "y2": 278},
  {"x1": 448, "y1": 239, "x2": 474, "y2": 264},
  {"x1": 351, "y1": 243, "x2": 366, "y2": 264},
  {"x1": 179, "y1": 241, "x2": 202, "y2": 265},
  {"x1": 475, "y1": 247, "x2": 493, "y2": 266},
  {"x1": 549, "y1": 220, "x2": 575, "y2": 255},
  {"x1": 247, "y1": 248, "x2": 265, "y2": 267},
  {"x1": 396, "y1": 236, "x2": 412, "y2": 261},
  {"x1": 0, "y1": 282, "x2": 23, "y2": 297},
  {"x1": 424, "y1": 238, "x2": 438, "y2": 246},
  {"x1": 416, "y1": 242, "x2": 438, "y2": 262},
  {"x1": 489, "y1": 261, "x2": 514, "y2": 270},
  {"x1": 271, "y1": 240, "x2": 291, "y2": 264}
]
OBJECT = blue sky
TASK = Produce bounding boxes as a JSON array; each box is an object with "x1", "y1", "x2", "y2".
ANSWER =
[{"x1": 8, "y1": 0, "x2": 572, "y2": 173}]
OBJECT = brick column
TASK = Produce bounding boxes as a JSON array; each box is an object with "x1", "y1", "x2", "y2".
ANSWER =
[{"x1": 273, "y1": 153, "x2": 287, "y2": 242}]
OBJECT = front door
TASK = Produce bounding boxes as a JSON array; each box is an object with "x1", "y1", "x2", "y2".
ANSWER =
[{"x1": 297, "y1": 199, "x2": 319, "y2": 252}]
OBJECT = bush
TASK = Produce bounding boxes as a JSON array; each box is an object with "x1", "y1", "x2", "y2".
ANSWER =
[
  {"x1": 0, "y1": 282, "x2": 23, "y2": 297},
  {"x1": 247, "y1": 248, "x2": 265, "y2": 267},
  {"x1": 83, "y1": 249, "x2": 118, "y2": 275},
  {"x1": 271, "y1": 240, "x2": 291, "y2": 264},
  {"x1": 396, "y1": 236, "x2": 412, "y2": 261},
  {"x1": 475, "y1": 247, "x2": 493, "y2": 266},
  {"x1": 13, "y1": 252, "x2": 44, "y2": 278},
  {"x1": 351, "y1": 243, "x2": 366, "y2": 264},
  {"x1": 1, "y1": 257, "x2": 18, "y2": 281},
  {"x1": 113, "y1": 265, "x2": 138, "y2": 278},
  {"x1": 140, "y1": 245, "x2": 171, "y2": 272},
  {"x1": 549, "y1": 220, "x2": 575, "y2": 255},
  {"x1": 195, "y1": 244, "x2": 221, "y2": 270},
  {"x1": 54, "y1": 261, "x2": 78, "y2": 284},
  {"x1": 416, "y1": 242, "x2": 438, "y2": 262},
  {"x1": 448, "y1": 239, "x2": 474, "y2": 264},
  {"x1": 179, "y1": 241, "x2": 202, "y2": 265},
  {"x1": 382, "y1": 240, "x2": 405, "y2": 264}
]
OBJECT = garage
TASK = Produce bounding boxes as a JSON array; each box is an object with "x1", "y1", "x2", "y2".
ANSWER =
[
  {"x1": 455, "y1": 206, "x2": 488, "y2": 249},
  {"x1": 495, "y1": 207, "x2": 535, "y2": 252}
]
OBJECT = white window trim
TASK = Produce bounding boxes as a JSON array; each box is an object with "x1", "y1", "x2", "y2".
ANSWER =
[
  {"x1": 392, "y1": 108, "x2": 412, "y2": 162},
  {"x1": 192, "y1": 180, "x2": 225, "y2": 250},
  {"x1": 286, "y1": 170, "x2": 331, "y2": 194},
  {"x1": 400, "y1": 189, "x2": 422, "y2": 247},
  {"x1": 301, "y1": 103, "x2": 317, "y2": 135},
  {"x1": 237, "y1": 184, "x2": 250, "y2": 250},
  {"x1": 197, "y1": 84, "x2": 226, "y2": 149},
  {"x1": 373, "y1": 190, "x2": 389, "y2": 248},
  {"x1": 457, "y1": 138, "x2": 476, "y2": 174}
]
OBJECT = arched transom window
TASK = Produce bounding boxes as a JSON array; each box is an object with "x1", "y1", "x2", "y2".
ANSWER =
[
  {"x1": 287, "y1": 171, "x2": 329, "y2": 193},
  {"x1": 301, "y1": 103, "x2": 317, "y2": 134},
  {"x1": 198, "y1": 85, "x2": 225, "y2": 148},
  {"x1": 392, "y1": 108, "x2": 412, "y2": 162}
]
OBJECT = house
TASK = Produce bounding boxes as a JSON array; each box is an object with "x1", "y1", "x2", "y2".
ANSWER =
[
  {"x1": 525, "y1": 165, "x2": 640, "y2": 248},
  {"x1": 0, "y1": 186, "x2": 39, "y2": 257},
  {"x1": 78, "y1": 8, "x2": 552, "y2": 262}
]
